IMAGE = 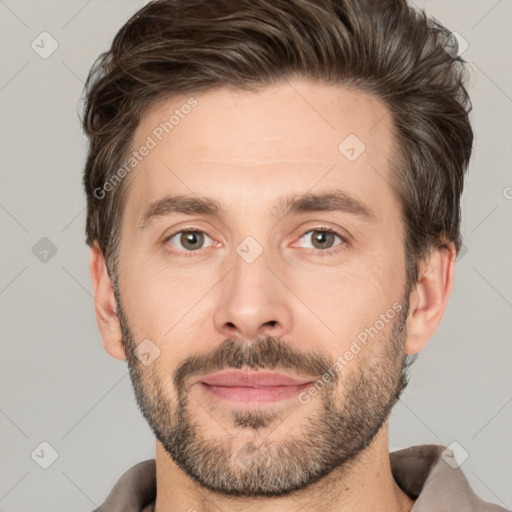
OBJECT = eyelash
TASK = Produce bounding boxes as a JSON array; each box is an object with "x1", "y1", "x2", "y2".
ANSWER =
[{"x1": 163, "y1": 227, "x2": 349, "y2": 258}]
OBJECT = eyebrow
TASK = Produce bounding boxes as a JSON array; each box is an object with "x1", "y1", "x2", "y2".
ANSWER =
[{"x1": 138, "y1": 188, "x2": 376, "y2": 230}]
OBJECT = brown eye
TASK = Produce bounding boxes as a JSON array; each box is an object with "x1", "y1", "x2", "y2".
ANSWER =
[
  {"x1": 300, "y1": 229, "x2": 343, "y2": 251},
  {"x1": 310, "y1": 230, "x2": 337, "y2": 249},
  {"x1": 166, "y1": 230, "x2": 212, "y2": 252},
  {"x1": 180, "y1": 231, "x2": 204, "y2": 250}
]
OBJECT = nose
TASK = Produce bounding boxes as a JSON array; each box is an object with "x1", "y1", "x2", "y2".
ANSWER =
[{"x1": 212, "y1": 243, "x2": 293, "y2": 341}]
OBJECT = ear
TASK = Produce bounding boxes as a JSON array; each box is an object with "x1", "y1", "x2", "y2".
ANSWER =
[
  {"x1": 405, "y1": 242, "x2": 456, "y2": 355},
  {"x1": 89, "y1": 241, "x2": 126, "y2": 361}
]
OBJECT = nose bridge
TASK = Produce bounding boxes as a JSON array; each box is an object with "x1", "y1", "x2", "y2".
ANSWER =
[
  {"x1": 231, "y1": 238, "x2": 271, "y2": 300},
  {"x1": 212, "y1": 235, "x2": 293, "y2": 338}
]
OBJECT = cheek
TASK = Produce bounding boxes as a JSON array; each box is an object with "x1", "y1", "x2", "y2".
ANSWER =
[
  {"x1": 307, "y1": 260, "x2": 402, "y2": 348},
  {"x1": 119, "y1": 260, "x2": 217, "y2": 357}
]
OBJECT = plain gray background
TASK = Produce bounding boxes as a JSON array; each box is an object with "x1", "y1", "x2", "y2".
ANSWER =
[{"x1": 0, "y1": 0, "x2": 511, "y2": 510}]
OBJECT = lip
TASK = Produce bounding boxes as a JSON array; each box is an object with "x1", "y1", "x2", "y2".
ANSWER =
[
  {"x1": 194, "y1": 370, "x2": 315, "y2": 406},
  {"x1": 197, "y1": 370, "x2": 313, "y2": 387}
]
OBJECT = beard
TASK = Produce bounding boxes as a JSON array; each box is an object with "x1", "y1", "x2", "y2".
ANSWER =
[{"x1": 114, "y1": 284, "x2": 413, "y2": 498}]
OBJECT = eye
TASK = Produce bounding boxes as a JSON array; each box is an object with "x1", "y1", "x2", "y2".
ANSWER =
[
  {"x1": 164, "y1": 229, "x2": 215, "y2": 254},
  {"x1": 163, "y1": 227, "x2": 348, "y2": 257},
  {"x1": 295, "y1": 228, "x2": 347, "y2": 254}
]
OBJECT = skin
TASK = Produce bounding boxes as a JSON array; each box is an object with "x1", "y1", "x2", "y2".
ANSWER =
[{"x1": 90, "y1": 78, "x2": 456, "y2": 512}]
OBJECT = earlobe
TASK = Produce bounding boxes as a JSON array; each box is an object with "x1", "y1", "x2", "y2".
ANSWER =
[
  {"x1": 89, "y1": 241, "x2": 126, "y2": 361},
  {"x1": 404, "y1": 243, "x2": 457, "y2": 355}
]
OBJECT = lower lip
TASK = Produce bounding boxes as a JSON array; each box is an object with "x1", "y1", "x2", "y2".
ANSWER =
[{"x1": 198, "y1": 382, "x2": 313, "y2": 405}]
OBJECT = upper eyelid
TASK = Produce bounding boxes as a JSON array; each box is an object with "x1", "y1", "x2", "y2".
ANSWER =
[
  {"x1": 293, "y1": 228, "x2": 348, "y2": 247},
  {"x1": 165, "y1": 227, "x2": 214, "y2": 242}
]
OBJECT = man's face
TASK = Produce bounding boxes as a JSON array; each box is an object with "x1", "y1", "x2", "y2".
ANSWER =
[{"x1": 114, "y1": 79, "x2": 412, "y2": 496}]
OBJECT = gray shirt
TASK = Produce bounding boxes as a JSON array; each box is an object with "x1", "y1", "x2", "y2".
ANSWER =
[{"x1": 92, "y1": 444, "x2": 509, "y2": 512}]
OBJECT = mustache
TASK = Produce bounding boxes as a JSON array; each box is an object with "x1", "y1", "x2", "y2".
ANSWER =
[{"x1": 172, "y1": 336, "x2": 336, "y2": 394}]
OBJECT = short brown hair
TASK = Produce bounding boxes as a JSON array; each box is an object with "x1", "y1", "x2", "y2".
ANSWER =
[{"x1": 81, "y1": 0, "x2": 473, "y2": 290}]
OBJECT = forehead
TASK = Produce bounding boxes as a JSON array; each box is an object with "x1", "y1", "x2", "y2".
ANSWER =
[{"x1": 124, "y1": 79, "x2": 397, "y2": 222}]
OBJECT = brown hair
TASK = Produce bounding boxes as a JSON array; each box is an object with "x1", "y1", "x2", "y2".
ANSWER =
[{"x1": 81, "y1": 0, "x2": 473, "y2": 290}]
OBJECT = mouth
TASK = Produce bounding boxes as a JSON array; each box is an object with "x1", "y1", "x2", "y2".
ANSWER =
[{"x1": 194, "y1": 370, "x2": 314, "y2": 406}]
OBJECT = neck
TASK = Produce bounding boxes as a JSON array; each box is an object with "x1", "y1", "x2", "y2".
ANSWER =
[{"x1": 154, "y1": 423, "x2": 415, "y2": 512}]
